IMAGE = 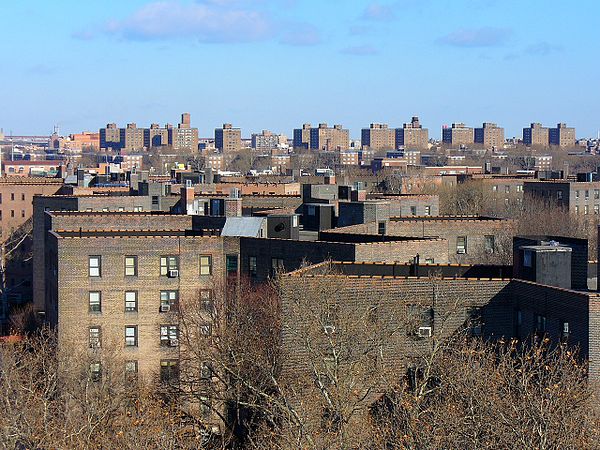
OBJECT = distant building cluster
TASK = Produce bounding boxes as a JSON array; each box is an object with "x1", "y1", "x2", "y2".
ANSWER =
[{"x1": 99, "y1": 113, "x2": 199, "y2": 152}]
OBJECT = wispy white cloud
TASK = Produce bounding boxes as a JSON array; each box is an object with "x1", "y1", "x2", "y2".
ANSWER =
[
  {"x1": 437, "y1": 27, "x2": 511, "y2": 47},
  {"x1": 102, "y1": 0, "x2": 272, "y2": 43},
  {"x1": 362, "y1": 2, "x2": 396, "y2": 21}
]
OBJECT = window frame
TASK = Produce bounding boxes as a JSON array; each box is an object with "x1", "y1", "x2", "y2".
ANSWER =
[
  {"x1": 89, "y1": 291, "x2": 101, "y2": 313},
  {"x1": 160, "y1": 325, "x2": 179, "y2": 347},
  {"x1": 89, "y1": 326, "x2": 101, "y2": 348},
  {"x1": 160, "y1": 256, "x2": 179, "y2": 276},
  {"x1": 125, "y1": 291, "x2": 138, "y2": 312},
  {"x1": 89, "y1": 256, "x2": 101, "y2": 277},
  {"x1": 160, "y1": 290, "x2": 179, "y2": 312},
  {"x1": 124, "y1": 256, "x2": 138, "y2": 277},
  {"x1": 199, "y1": 255, "x2": 212, "y2": 276},
  {"x1": 125, "y1": 325, "x2": 138, "y2": 347}
]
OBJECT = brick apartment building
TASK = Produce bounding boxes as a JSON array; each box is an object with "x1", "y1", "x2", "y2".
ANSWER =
[
  {"x1": 361, "y1": 124, "x2": 395, "y2": 151},
  {"x1": 523, "y1": 123, "x2": 576, "y2": 148},
  {"x1": 325, "y1": 216, "x2": 513, "y2": 264},
  {"x1": 279, "y1": 259, "x2": 600, "y2": 388},
  {"x1": 396, "y1": 116, "x2": 429, "y2": 150},
  {"x1": 474, "y1": 122, "x2": 504, "y2": 149},
  {"x1": 524, "y1": 180, "x2": 600, "y2": 215},
  {"x1": 293, "y1": 123, "x2": 350, "y2": 151},
  {"x1": 442, "y1": 123, "x2": 474, "y2": 147},
  {"x1": 215, "y1": 124, "x2": 242, "y2": 154},
  {"x1": 99, "y1": 114, "x2": 199, "y2": 152}
]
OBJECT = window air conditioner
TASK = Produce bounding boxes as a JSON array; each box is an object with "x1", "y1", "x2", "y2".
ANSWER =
[
  {"x1": 417, "y1": 326, "x2": 432, "y2": 338},
  {"x1": 160, "y1": 304, "x2": 171, "y2": 313},
  {"x1": 168, "y1": 269, "x2": 179, "y2": 278}
]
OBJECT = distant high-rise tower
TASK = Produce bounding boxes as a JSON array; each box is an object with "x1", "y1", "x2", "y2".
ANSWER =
[
  {"x1": 442, "y1": 123, "x2": 474, "y2": 147},
  {"x1": 396, "y1": 116, "x2": 429, "y2": 150},
  {"x1": 215, "y1": 123, "x2": 242, "y2": 153}
]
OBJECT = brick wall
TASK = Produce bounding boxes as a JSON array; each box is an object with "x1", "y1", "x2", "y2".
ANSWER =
[{"x1": 47, "y1": 233, "x2": 228, "y2": 381}]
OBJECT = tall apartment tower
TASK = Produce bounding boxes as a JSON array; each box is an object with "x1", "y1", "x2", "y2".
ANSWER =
[
  {"x1": 293, "y1": 124, "x2": 312, "y2": 149},
  {"x1": 474, "y1": 122, "x2": 505, "y2": 149},
  {"x1": 549, "y1": 123, "x2": 576, "y2": 148},
  {"x1": 361, "y1": 123, "x2": 395, "y2": 151},
  {"x1": 123, "y1": 123, "x2": 145, "y2": 151},
  {"x1": 396, "y1": 116, "x2": 429, "y2": 150},
  {"x1": 251, "y1": 130, "x2": 283, "y2": 153},
  {"x1": 99, "y1": 123, "x2": 123, "y2": 151},
  {"x1": 523, "y1": 123, "x2": 550, "y2": 147},
  {"x1": 169, "y1": 113, "x2": 199, "y2": 151},
  {"x1": 215, "y1": 123, "x2": 242, "y2": 153},
  {"x1": 442, "y1": 123, "x2": 474, "y2": 147},
  {"x1": 145, "y1": 123, "x2": 169, "y2": 148}
]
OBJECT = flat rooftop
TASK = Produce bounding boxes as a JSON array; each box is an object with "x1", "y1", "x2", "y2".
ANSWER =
[
  {"x1": 287, "y1": 261, "x2": 512, "y2": 279},
  {"x1": 52, "y1": 229, "x2": 220, "y2": 238}
]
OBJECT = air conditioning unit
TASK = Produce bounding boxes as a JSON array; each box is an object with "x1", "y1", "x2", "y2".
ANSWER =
[
  {"x1": 160, "y1": 304, "x2": 171, "y2": 313},
  {"x1": 456, "y1": 248, "x2": 466, "y2": 254},
  {"x1": 169, "y1": 338, "x2": 179, "y2": 347},
  {"x1": 168, "y1": 269, "x2": 179, "y2": 278},
  {"x1": 417, "y1": 326, "x2": 432, "y2": 338}
]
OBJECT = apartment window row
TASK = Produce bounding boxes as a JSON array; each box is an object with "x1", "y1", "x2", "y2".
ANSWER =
[
  {"x1": 90, "y1": 359, "x2": 187, "y2": 382},
  {"x1": 89, "y1": 289, "x2": 212, "y2": 314},
  {"x1": 88, "y1": 254, "x2": 215, "y2": 277},
  {"x1": 89, "y1": 322, "x2": 213, "y2": 348}
]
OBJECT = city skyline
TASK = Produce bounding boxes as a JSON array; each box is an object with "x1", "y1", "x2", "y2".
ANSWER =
[{"x1": 2, "y1": 0, "x2": 599, "y2": 137}]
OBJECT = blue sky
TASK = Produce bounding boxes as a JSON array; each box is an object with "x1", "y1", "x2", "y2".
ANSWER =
[{"x1": 1, "y1": 0, "x2": 599, "y2": 139}]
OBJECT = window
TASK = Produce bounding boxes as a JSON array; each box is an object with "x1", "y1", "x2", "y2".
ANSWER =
[
  {"x1": 575, "y1": 205, "x2": 579, "y2": 214},
  {"x1": 200, "y1": 323, "x2": 212, "y2": 336},
  {"x1": 492, "y1": 185, "x2": 498, "y2": 192},
  {"x1": 201, "y1": 362, "x2": 213, "y2": 379},
  {"x1": 11, "y1": 210, "x2": 14, "y2": 218},
  {"x1": 535, "y1": 314, "x2": 546, "y2": 334},
  {"x1": 456, "y1": 236, "x2": 467, "y2": 254},
  {"x1": 560, "y1": 321, "x2": 570, "y2": 343},
  {"x1": 504, "y1": 185, "x2": 510, "y2": 194},
  {"x1": 248, "y1": 256, "x2": 257, "y2": 278},
  {"x1": 200, "y1": 289, "x2": 213, "y2": 312},
  {"x1": 271, "y1": 258, "x2": 284, "y2": 276},
  {"x1": 125, "y1": 291, "x2": 138, "y2": 312},
  {"x1": 21, "y1": 193, "x2": 25, "y2": 201},
  {"x1": 424, "y1": 206, "x2": 431, "y2": 216},
  {"x1": 125, "y1": 360, "x2": 138, "y2": 377},
  {"x1": 200, "y1": 255, "x2": 212, "y2": 276},
  {"x1": 133, "y1": 206, "x2": 143, "y2": 212},
  {"x1": 516, "y1": 185, "x2": 523, "y2": 193},
  {"x1": 410, "y1": 206, "x2": 417, "y2": 216},
  {"x1": 21, "y1": 210, "x2": 25, "y2": 218},
  {"x1": 514, "y1": 309, "x2": 522, "y2": 338},
  {"x1": 585, "y1": 190, "x2": 590, "y2": 200},
  {"x1": 226, "y1": 254, "x2": 238, "y2": 276},
  {"x1": 10, "y1": 193, "x2": 14, "y2": 201},
  {"x1": 378, "y1": 221, "x2": 386, "y2": 235},
  {"x1": 90, "y1": 362, "x2": 102, "y2": 381},
  {"x1": 407, "y1": 304, "x2": 433, "y2": 338},
  {"x1": 89, "y1": 326, "x2": 101, "y2": 348},
  {"x1": 200, "y1": 396, "x2": 212, "y2": 419},
  {"x1": 425, "y1": 258, "x2": 434, "y2": 264},
  {"x1": 160, "y1": 360, "x2": 179, "y2": 383},
  {"x1": 89, "y1": 291, "x2": 101, "y2": 312},
  {"x1": 575, "y1": 190, "x2": 580, "y2": 199},
  {"x1": 125, "y1": 256, "x2": 138, "y2": 276},
  {"x1": 584, "y1": 205, "x2": 589, "y2": 215},
  {"x1": 160, "y1": 291, "x2": 178, "y2": 312},
  {"x1": 160, "y1": 256, "x2": 179, "y2": 276},
  {"x1": 125, "y1": 326, "x2": 138, "y2": 347},
  {"x1": 160, "y1": 325, "x2": 179, "y2": 347},
  {"x1": 595, "y1": 205, "x2": 599, "y2": 215},
  {"x1": 89, "y1": 256, "x2": 101, "y2": 277},
  {"x1": 523, "y1": 250, "x2": 532, "y2": 268},
  {"x1": 595, "y1": 189, "x2": 599, "y2": 200},
  {"x1": 557, "y1": 191, "x2": 563, "y2": 200},
  {"x1": 484, "y1": 235, "x2": 495, "y2": 253},
  {"x1": 152, "y1": 196, "x2": 159, "y2": 206}
]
